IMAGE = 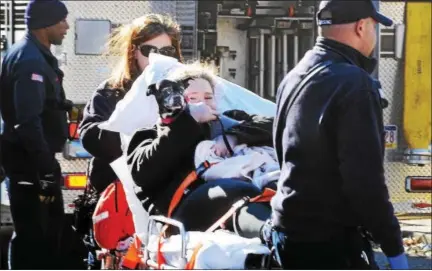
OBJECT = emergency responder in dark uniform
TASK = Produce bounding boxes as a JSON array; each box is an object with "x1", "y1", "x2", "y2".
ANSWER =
[
  {"x1": 0, "y1": 0, "x2": 71, "y2": 269},
  {"x1": 266, "y1": 0, "x2": 409, "y2": 269}
]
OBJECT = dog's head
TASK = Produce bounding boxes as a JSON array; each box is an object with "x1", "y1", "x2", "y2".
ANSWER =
[{"x1": 147, "y1": 79, "x2": 190, "y2": 122}]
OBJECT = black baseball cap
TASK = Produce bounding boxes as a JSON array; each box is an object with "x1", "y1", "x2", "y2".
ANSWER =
[{"x1": 317, "y1": 0, "x2": 393, "y2": 27}]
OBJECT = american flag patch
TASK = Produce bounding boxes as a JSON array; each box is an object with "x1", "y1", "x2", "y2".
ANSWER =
[{"x1": 31, "y1": 73, "x2": 43, "y2": 83}]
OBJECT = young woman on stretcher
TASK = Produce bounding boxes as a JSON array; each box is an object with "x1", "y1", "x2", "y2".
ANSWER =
[{"x1": 127, "y1": 63, "x2": 276, "y2": 238}]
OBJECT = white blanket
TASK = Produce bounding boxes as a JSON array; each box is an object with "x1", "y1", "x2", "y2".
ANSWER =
[
  {"x1": 110, "y1": 157, "x2": 152, "y2": 244},
  {"x1": 195, "y1": 141, "x2": 280, "y2": 190},
  {"x1": 147, "y1": 230, "x2": 270, "y2": 269}
]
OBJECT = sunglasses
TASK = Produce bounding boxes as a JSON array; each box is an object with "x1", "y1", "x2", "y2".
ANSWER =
[{"x1": 138, "y1": 44, "x2": 177, "y2": 58}]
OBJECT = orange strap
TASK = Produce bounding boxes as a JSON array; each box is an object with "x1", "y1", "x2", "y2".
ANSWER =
[
  {"x1": 167, "y1": 161, "x2": 212, "y2": 218},
  {"x1": 206, "y1": 187, "x2": 276, "y2": 233},
  {"x1": 157, "y1": 234, "x2": 167, "y2": 269},
  {"x1": 167, "y1": 171, "x2": 198, "y2": 218},
  {"x1": 158, "y1": 172, "x2": 271, "y2": 270},
  {"x1": 158, "y1": 167, "x2": 202, "y2": 268},
  {"x1": 122, "y1": 236, "x2": 142, "y2": 269},
  {"x1": 250, "y1": 188, "x2": 276, "y2": 203},
  {"x1": 185, "y1": 243, "x2": 204, "y2": 269}
]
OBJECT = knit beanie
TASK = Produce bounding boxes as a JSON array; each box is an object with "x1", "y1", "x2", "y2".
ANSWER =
[{"x1": 25, "y1": 0, "x2": 68, "y2": 30}]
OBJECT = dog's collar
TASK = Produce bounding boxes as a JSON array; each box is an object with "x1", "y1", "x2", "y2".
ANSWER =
[{"x1": 161, "y1": 117, "x2": 175, "y2": 125}]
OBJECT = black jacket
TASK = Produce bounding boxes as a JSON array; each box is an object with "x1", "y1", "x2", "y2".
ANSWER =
[
  {"x1": 127, "y1": 109, "x2": 273, "y2": 215},
  {"x1": 0, "y1": 32, "x2": 69, "y2": 176},
  {"x1": 79, "y1": 81, "x2": 126, "y2": 193},
  {"x1": 272, "y1": 37, "x2": 403, "y2": 257}
]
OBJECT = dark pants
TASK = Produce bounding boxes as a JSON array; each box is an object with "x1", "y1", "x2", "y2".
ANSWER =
[
  {"x1": 1, "y1": 142, "x2": 68, "y2": 269},
  {"x1": 173, "y1": 179, "x2": 271, "y2": 238},
  {"x1": 272, "y1": 229, "x2": 378, "y2": 270},
  {"x1": 8, "y1": 176, "x2": 65, "y2": 270}
]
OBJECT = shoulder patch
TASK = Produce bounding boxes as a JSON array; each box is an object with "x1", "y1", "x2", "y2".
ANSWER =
[{"x1": 31, "y1": 73, "x2": 44, "y2": 83}]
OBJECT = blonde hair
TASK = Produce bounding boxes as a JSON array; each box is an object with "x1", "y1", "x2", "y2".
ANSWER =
[
  {"x1": 168, "y1": 61, "x2": 219, "y2": 91},
  {"x1": 107, "y1": 14, "x2": 182, "y2": 90}
]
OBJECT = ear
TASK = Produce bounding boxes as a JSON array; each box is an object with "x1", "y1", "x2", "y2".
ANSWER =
[
  {"x1": 354, "y1": 19, "x2": 367, "y2": 38},
  {"x1": 146, "y1": 83, "x2": 157, "y2": 96}
]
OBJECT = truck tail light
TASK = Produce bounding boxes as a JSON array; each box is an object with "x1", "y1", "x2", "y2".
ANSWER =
[
  {"x1": 67, "y1": 103, "x2": 85, "y2": 140},
  {"x1": 69, "y1": 122, "x2": 80, "y2": 140},
  {"x1": 64, "y1": 173, "x2": 87, "y2": 190},
  {"x1": 405, "y1": 176, "x2": 432, "y2": 193}
]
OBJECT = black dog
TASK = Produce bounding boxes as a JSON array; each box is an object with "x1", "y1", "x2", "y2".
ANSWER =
[
  {"x1": 147, "y1": 79, "x2": 189, "y2": 124},
  {"x1": 147, "y1": 78, "x2": 238, "y2": 155}
]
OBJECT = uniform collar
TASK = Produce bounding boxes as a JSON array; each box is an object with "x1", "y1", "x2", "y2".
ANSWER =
[
  {"x1": 26, "y1": 32, "x2": 58, "y2": 66},
  {"x1": 315, "y1": 37, "x2": 377, "y2": 74}
]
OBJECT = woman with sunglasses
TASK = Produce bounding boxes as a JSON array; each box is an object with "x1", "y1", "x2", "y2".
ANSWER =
[
  {"x1": 79, "y1": 14, "x2": 182, "y2": 195},
  {"x1": 77, "y1": 14, "x2": 183, "y2": 269}
]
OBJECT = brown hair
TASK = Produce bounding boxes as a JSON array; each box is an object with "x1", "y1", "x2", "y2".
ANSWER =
[
  {"x1": 107, "y1": 14, "x2": 183, "y2": 90},
  {"x1": 168, "y1": 61, "x2": 218, "y2": 91}
]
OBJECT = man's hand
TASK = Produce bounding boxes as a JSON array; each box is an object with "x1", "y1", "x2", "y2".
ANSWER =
[
  {"x1": 188, "y1": 102, "x2": 218, "y2": 123},
  {"x1": 212, "y1": 134, "x2": 237, "y2": 157},
  {"x1": 61, "y1": 99, "x2": 74, "y2": 111},
  {"x1": 39, "y1": 172, "x2": 60, "y2": 204}
]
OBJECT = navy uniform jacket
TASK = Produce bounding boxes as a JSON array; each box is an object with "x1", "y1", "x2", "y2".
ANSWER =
[
  {"x1": 272, "y1": 37, "x2": 403, "y2": 257},
  {"x1": 0, "y1": 32, "x2": 70, "y2": 176}
]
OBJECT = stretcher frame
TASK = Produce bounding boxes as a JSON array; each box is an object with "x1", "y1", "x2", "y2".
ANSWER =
[
  {"x1": 142, "y1": 196, "x2": 276, "y2": 270},
  {"x1": 144, "y1": 215, "x2": 189, "y2": 269}
]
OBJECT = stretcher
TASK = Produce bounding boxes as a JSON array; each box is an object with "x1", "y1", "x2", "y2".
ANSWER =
[
  {"x1": 109, "y1": 155, "x2": 278, "y2": 269},
  {"x1": 99, "y1": 190, "x2": 278, "y2": 269},
  {"x1": 142, "y1": 215, "x2": 274, "y2": 270},
  {"x1": 117, "y1": 193, "x2": 276, "y2": 270}
]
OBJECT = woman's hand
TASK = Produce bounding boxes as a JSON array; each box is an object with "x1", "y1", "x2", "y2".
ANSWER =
[
  {"x1": 212, "y1": 134, "x2": 238, "y2": 157},
  {"x1": 189, "y1": 102, "x2": 218, "y2": 123}
]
